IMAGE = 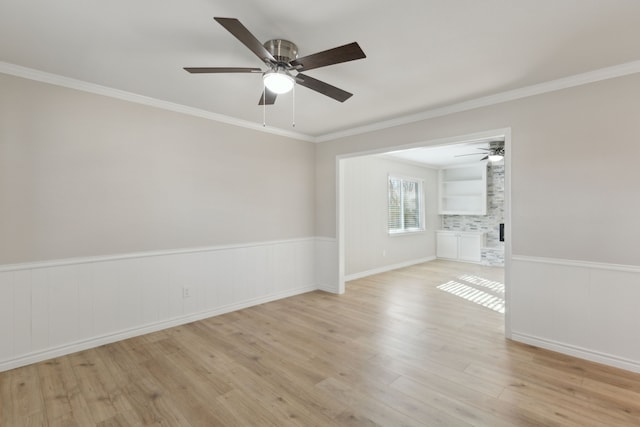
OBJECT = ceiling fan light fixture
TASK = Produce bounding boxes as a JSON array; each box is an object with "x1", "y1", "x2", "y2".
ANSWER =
[
  {"x1": 488, "y1": 147, "x2": 505, "y2": 162},
  {"x1": 263, "y1": 70, "x2": 294, "y2": 94}
]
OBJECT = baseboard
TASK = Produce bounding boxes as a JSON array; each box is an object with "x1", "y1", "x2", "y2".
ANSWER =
[
  {"x1": 316, "y1": 283, "x2": 340, "y2": 294},
  {"x1": 0, "y1": 284, "x2": 316, "y2": 372},
  {"x1": 345, "y1": 256, "x2": 436, "y2": 281},
  {"x1": 511, "y1": 332, "x2": 640, "y2": 374}
]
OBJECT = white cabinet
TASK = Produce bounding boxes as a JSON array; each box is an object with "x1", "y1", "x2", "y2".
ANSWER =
[
  {"x1": 438, "y1": 162, "x2": 487, "y2": 215},
  {"x1": 436, "y1": 232, "x2": 458, "y2": 259},
  {"x1": 436, "y1": 231, "x2": 485, "y2": 263},
  {"x1": 458, "y1": 233, "x2": 483, "y2": 262}
]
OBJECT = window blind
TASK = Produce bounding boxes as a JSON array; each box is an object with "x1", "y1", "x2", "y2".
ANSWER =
[{"x1": 388, "y1": 176, "x2": 423, "y2": 233}]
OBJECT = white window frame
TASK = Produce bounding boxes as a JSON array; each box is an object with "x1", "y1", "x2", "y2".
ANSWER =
[{"x1": 387, "y1": 175, "x2": 425, "y2": 235}]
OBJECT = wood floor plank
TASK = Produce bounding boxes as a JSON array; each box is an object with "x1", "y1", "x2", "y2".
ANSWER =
[
  {"x1": 390, "y1": 374, "x2": 532, "y2": 427},
  {"x1": 118, "y1": 374, "x2": 194, "y2": 426},
  {"x1": 66, "y1": 349, "x2": 136, "y2": 425},
  {"x1": 19, "y1": 410, "x2": 49, "y2": 427},
  {"x1": 37, "y1": 357, "x2": 94, "y2": 425},
  {"x1": 139, "y1": 352, "x2": 235, "y2": 427},
  {"x1": 316, "y1": 376, "x2": 426, "y2": 427},
  {"x1": 0, "y1": 364, "x2": 45, "y2": 423},
  {"x1": 311, "y1": 354, "x2": 476, "y2": 427},
  {"x1": 2, "y1": 260, "x2": 640, "y2": 426},
  {"x1": 370, "y1": 352, "x2": 506, "y2": 399}
]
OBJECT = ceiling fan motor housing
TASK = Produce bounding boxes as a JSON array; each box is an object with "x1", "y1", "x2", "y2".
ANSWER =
[
  {"x1": 264, "y1": 39, "x2": 298, "y2": 64},
  {"x1": 489, "y1": 140, "x2": 504, "y2": 153}
]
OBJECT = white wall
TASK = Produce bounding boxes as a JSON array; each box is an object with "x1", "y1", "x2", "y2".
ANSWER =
[
  {"x1": 316, "y1": 72, "x2": 640, "y2": 372},
  {"x1": 0, "y1": 73, "x2": 315, "y2": 265},
  {"x1": 343, "y1": 155, "x2": 438, "y2": 278},
  {"x1": 0, "y1": 73, "x2": 319, "y2": 371}
]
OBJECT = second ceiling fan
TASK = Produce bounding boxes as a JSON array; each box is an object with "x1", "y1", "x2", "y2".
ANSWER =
[
  {"x1": 455, "y1": 141, "x2": 505, "y2": 161},
  {"x1": 184, "y1": 17, "x2": 366, "y2": 105}
]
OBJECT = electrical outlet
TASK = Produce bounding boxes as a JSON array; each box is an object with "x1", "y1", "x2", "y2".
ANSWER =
[{"x1": 182, "y1": 287, "x2": 192, "y2": 298}]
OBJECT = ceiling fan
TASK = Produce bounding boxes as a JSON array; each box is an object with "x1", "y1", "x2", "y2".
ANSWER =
[
  {"x1": 455, "y1": 141, "x2": 505, "y2": 161},
  {"x1": 184, "y1": 17, "x2": 366, "y2": 105}
]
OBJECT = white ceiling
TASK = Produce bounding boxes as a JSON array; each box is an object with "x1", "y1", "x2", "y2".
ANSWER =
[
  {"x1": 383, "y1": 138, "x2": 504, "y2": 168},
  {"x1": 2, "y1": 1, "x2": 640, "y2": 138}
]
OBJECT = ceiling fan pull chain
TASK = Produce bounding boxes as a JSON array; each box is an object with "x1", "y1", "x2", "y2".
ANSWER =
[
  {"x1": 292, "y1": 84, "x2": 296, "y2": 128},
  {"x1": 262, "y1": 83, "x2": 267, "y2": 127}
]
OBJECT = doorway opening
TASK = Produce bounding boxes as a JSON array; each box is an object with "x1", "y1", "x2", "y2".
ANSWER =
[{"x1": 337, "y1": 128, "x2": 512, "y2": 337}]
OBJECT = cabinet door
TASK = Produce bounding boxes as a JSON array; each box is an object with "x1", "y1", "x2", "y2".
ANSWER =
[
  {"x1": 436, "y1": 233, "x2": 458, "y2": 259},
  {"x1": 458, "y1": 234, "x2": 482, "y2": 262}
]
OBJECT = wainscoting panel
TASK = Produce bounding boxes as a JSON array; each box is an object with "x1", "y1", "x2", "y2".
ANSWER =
[
  {"x1": 315, "y1": 237, "x2": 339, "y2": 293},
  {"x1": 0, "y1": 238, "x2": 319, "y2": 372},
  {"x1": 0, "y1": 273, "x2": 13, "y2": 361},
  {"x1": 510, "y1": 255, "x2": 640, "y2": 373}
]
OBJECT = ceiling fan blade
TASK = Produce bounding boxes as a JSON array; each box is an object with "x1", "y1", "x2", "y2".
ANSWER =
[
  {"x1": 291, "y1": 42, "x2": 366, "y2": 71},
  {"x1": 454, "y1": 153, "x2": 486, "y2": 157},
  {"x1": 481, "y1": 156, "x2": 489, "y2": 160},
  {"x1": 184, "y1": 67, "x2": 262, "y2": 73},
  {"x1": 258, "y1": 88, "x2": 277, "y2": 105},
  {"x1": 214, "y1": 17, "x2": 276, "y2": 64},
  {"x1": 296, "y1": 73, "x2": 353, "y2": 102}
]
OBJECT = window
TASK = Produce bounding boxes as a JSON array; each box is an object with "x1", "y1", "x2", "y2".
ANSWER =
[{"x1": 388, "y1": 176, "x2": 424, "y2": 234}]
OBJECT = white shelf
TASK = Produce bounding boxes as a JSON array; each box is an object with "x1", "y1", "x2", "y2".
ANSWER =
[{"x1": 438, "y1": 162, "x2": 487, "y2": 215}]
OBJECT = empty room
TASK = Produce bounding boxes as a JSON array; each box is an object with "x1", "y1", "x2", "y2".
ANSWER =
[{"x1": 2, "y1": 1, "x2": 640, "y2": 426}]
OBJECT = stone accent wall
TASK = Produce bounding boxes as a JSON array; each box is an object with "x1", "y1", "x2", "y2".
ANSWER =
[
  {"x1": 481, "y1": 247, "x2": 505, "y2": 266},
  {"x1": 442, "y1": 162, "x2": 505, "y2": 265}
]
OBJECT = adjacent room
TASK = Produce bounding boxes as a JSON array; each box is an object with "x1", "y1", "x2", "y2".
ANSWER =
[
  {"x1": 2, "y1": 1, "x2": 640, "y2": 425},
  {"x1": 341, "y1": 137, "x2": 507, "y2": 309}
]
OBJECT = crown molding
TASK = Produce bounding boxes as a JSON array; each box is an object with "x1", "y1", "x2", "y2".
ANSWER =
[
  {"x1": 0, "y1": 62, "x2": 314, "y2": 143},
  {"x1": 315, "y1": 60, "x2": 640, "y2": 142},
  {"x1": 3, "y1": 60, "x2": 640, "y2": 144}
]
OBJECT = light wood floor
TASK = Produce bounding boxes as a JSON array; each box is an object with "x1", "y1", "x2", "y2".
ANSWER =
[{"x1": 2, "y1": 260, "x2": 640, "y2": 426}]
